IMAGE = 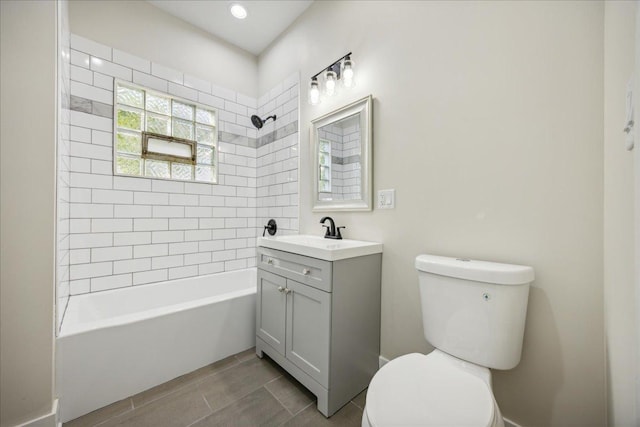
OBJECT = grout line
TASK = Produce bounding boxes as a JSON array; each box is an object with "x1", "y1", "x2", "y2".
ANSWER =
[
  {"x1": 263, "y1": 383, "x2": 297, "y2": 417},
  {"x1": 92, "y1": 399, "x2": 134, "y2": 427}
]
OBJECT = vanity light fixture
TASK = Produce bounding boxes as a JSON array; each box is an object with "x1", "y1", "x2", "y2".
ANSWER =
[
  {"x1": 229, "y1": 3, "x2": 248, "y2": 19},
  {"x1": 308, "y1": 52, "x2": 355, "y2": 105}
]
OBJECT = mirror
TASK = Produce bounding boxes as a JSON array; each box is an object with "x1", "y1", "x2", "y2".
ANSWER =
[{"x1": 311, "y1": 95, "x2": 372, "y2": 211}]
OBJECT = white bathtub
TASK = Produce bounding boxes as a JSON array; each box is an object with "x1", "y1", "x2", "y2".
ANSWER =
[{"x1": 57, "y1": 268, "x2": 256, "y2": 422}]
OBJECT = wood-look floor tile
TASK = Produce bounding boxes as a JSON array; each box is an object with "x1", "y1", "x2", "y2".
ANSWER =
[
  {"x1": 264, "y1": 373, "x2": 315, "y2": 415},
  {"x1": 199, "y1": 356, "x2": 283, "y2": 413},
  {"x1": 98, "y1": 384, "x2": 210, "y2": 427},
  {"x1": 191, "y1": 387, "x2": 291, "y2": 427},
  {"x1": 63, "y1": 398, "x2": 133, "y2": 427},
  {"x1": 132, "y1": 355, "x2": 239, "y2": 408},
  {"x1": 350, "y1": 388, "x2": 367, "y2": 410},
  {"x1": 234, "y1": 346, "x2": 258, "y2": 363},
  {"x1": 281, "y1": 402, "x2": 363, "y2": 427}
]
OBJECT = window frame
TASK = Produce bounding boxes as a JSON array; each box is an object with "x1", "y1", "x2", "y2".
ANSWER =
[{"x1": 112, "y1": 79, "x2": 219, "y2": 184}]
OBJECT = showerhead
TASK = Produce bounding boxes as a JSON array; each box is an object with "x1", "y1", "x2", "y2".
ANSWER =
[{"x1": 250, "y1": 114, "x2": 276, "y2": 129}]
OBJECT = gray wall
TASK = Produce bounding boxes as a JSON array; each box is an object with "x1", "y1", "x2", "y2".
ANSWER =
[
  {"x1": 259, "y1": 2, "x2": 606, "y2": 426},
  {"x1": 1, "y1": 1, "x2": 57, "y2": 425},
  {"x1": 603, "y1": 1, "x2": 638, "y2": 425}
]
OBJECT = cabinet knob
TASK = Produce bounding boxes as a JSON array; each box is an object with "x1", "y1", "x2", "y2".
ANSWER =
[
  {"x1": 284, "y1": 288, "x2": 292, "y2": 295},
  {"x1": 277, "y1": 286, "x2": 285, "y2": 293},
  {"x1": 267, "y1": 258, "x2": 274, "y2": 264},
  {"x1": 302, "y1": 268, "x2": 311, "y2": 275}
]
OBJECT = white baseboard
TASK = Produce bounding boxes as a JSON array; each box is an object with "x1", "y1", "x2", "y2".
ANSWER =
[
  {"x1": 15, "y1": 399, "x2": 59, "y2": 427},
  {"x1": 379, "y1": 355, "x2": 390, "y2": 368}
]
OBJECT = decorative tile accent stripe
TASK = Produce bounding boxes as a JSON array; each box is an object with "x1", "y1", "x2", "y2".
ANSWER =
[{"x1": 70, "y1": 95, "x2": 112, "y2": 119}]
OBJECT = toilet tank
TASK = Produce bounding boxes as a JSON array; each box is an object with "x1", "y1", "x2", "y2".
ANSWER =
[{"x1": 415, "y1": 255, "x2": 534, "y2": 370}]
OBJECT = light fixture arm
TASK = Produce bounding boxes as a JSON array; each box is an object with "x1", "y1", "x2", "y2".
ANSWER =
[{"x1": 310, "y1": 52, "x2": 352, "y2": 81}]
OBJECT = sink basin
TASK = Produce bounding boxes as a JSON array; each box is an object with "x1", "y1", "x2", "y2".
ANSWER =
[{"x1": 257, "y1": 234, "x2": 383, "y2": 261}]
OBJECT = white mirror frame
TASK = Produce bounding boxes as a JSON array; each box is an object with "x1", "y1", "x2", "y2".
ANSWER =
[{"x1": 311, "y1": 95, "x2": 373, "y2": 212}]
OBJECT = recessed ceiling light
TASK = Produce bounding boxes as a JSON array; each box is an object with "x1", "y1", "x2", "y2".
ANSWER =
[{"x1": 230, "y1": 3, "x2": 248, "y2": 20}]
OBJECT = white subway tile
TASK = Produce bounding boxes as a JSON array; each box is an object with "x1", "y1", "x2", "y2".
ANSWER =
[
  {"x1": 133, "y1": 269, "x2": 167, "y2": 285},
  {"x1": 134, "y1": 218, "x2": 168, "y2": 231},
  {"x1": 114, "y1": 258, "x2": 151, "y2": 274},
  {"x1": 90, "y1": 57, "x2": 132, "y2": 81},
  {"x1": 92, "y1": 130, "x2": 112, "y2": 146},
  {"x1": 212, "y1": 250, "x2": 236, "y2": 262},
  {"x1": 168, "y1": 82, "x2": 198, "y2": 102},
  {"x1": 71, "y1": 141, "x2": 112, "y2": 161},
  {"x1": 152, "y1": 179, "x2": 184, "y2": 193},
  {"x1": 70, "y1": 249, "x2": 91, "y2": 265},
  {"x1": 132, "y1": 71, "x2": 168, "y2": 93},
  {"x1": 184, "y1": 252, "x2": 211, "y2": 266},
  {"x1": 184, "y1": 229, "x2": 212, "y2": 242},
  {"x1": 169, "y1": 194, "x2": 198, "y2": 206},
  {"x1": 70, "y1": 157, "x2": 91, "y2": 173},
  {"x1": 91, "y1": 160, "x2": 113, "y2": 175},
  {"x1": 283, "y1": 72, "x2": 299, "y2": 91},
  {"x1": 71, "y1": 203, "x2": 113, "y2": 218},
  {"x1": 198, "y1": 92, "x2": 225, "y2": 109},
  {"x1": 169, "y1": 218, "x2": 198, "y2": 230},
  {"x1": 237, "y1": 247, "x2": 256, "y2": 259},
  {"x1": 92, "y1": 246, "x2": 132, "y2": 262},
  {"x1": 91, "y1": 218, "x2": 132, "y2": 233},
  {"x1": 70, "y1": 64, "x2": 93, "y2": 85},
  {"x1": 236, "y1": 93, "x2": 257, "y2": 108},
  {"x1": 152, "y1": 255, "x2": 183, "y2": 269},
  {"x1": 93, "y1": 72, "x2": 114, "y2": 91},
  {"x1": 115, "y1": 204, "x2": 152, "y2": 218},
  {"x1": 70, "y1": 125, "x2": 91, "y2": 143},
  {"x1": 199, "y1": 218, "x2": 225, "y2": 229},
  {"x1": 134, "y1": 192, "x2": 168, "y2": 205},
  {"x1": 199, "y1": 195, "x2": 225, "y2": 207},
  {"x1": 70, "y1": 233, "x2": 112, "y2": 249},
  {"x1": 225, "y1": 218, "x2": 247, "y2": 228},
  {"x1": 199, "y1": 240, "x2": 225, "y2": 252},
  {"x1": 225, "y1": 259, "x2": 247, "y2": 271},
  {"x1": 71, "y1": 34, "x2": 112, "y2": 60},
  {"x1": 70, "y1": 219, "x2": 91, "y2": 234},
  {"x1": 168, "y1": 265, "x2": 198, "y2": 280},
  {"x1": 211, "y1": 229, "x2": 236, "y2": 239},
  {"x1": 70, "y1": 261, "x2": 112, "y2": 280},
  {"x1": 152, "y1": 206, "x2": 184, "y2": 218},
  {"x1": 184, "y1": 207, "x2": 211, "y2": 218},
  {"x1": 183, "y1": 74, "x2": 211, "y2": 93},
  {"x1": 133, "y1": 244, "x2": 168, "y2": 258},
  {"x1": 199, "y1": 262, "x2": 224, "y2": 275},
  {"x1": 70, "y1": 110, "x2": 112, "y2": 132},
  {"x1": 114, "y1": 176, "x2": 151, "y2": 191},
  {"x1": 70, "y1": 49, "x2": 90, "y2": 68},
  {"x1": 92, "y1": 189, "x2": 133, "y2": 204},
  {"x1": 169, "y1": 241, "x2": 199, "y2": 255},
  {"x1": 184, "y1": 182, "x2": 212, "y2": 195},
  {"x1": 211, "y1": 207, "x2": 236, "y2": 217},
  {"x1": 113, "y1": 49, "x2": 150, "y2": 73},
  {"x1": 211, "y1": 186, "x2": 236, "y2": 196},
  {"x1": 151, "y1": 230, "x2": 184, "y2": 244},
  {"x1": 211, "y1": 84, "x2": 236, "y2": 102},
  {"x1": 71, "y1": 81, "x2": 113, "y2": 105},
  {"x1": 70, "y1": 279, "x2": 91, "y2": 295},
  {"x1": 114, "y1": 231, "x2": 151, "y2": 246},
  {"x1": 91, "y1": 273, "x2": 131, "y2": 292},
  {"x1": 151, "y1": 63, "x2": 183, "y2": 84}
]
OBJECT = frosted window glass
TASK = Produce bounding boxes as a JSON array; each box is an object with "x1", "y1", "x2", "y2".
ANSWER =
[
  {"x1": 117, "y1": 85, "x2": 144, "y2": 108},
  {"x1": 171, "y1": 163, "x2": 193, "y2": 181},
  {"x1": 146, "y1": 113, "x2": 171, "y2": 136},
  {"x1": 116, "y1": 156, "x2": 142, "y2": 175},
  {"x1": 144, "y1": 159, "x2": 170, "y2": 178},
  {"x1": 197, "y1": 145, "x2": 213, "y2": 165},
  {"x1": 117, "y1": 108, "x2": 143, "y2": 131},
  {"x1": 196, "y1": 125, "x2": 215, "y2": 146},
  {"x1": 146, "y1": 94, "x2": 170, "y2": 115},
  {"x1": 196, "y1": 108, "x2": 215, "y2": 125},
  {"x1": 172, "y1": 101, "x2": 194, "y2": 120},
  {"x1": 116, "y1": 131, "x2": 141, "y2": 155},
  {"x1": 195, "y1": 165, "x2": 214, "y2": 182},
  {"x1": 173, "y1": 118, "x2": 194, "y2": 140}
]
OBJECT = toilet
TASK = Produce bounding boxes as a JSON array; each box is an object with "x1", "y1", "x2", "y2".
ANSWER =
[{"x1": 362, "y1": 254, "x2": 534, "y2": 427}]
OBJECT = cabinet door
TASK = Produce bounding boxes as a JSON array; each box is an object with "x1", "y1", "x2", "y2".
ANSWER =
[
  {"x1": 257, "y1": 270, "x2": 287, "y2": 355},
  {"x1": 285, "y1": 279, "x2": 331, "y2": 387}
]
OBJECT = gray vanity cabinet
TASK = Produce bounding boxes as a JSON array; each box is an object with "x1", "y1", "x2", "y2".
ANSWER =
[{"x1": 256, "y1": 247, "x2": 381, "y2": 417}]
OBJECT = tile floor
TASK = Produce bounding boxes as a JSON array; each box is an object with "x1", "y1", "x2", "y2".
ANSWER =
[{"x1": 64, "y1": 348, "x2": 366, "y2": 427}]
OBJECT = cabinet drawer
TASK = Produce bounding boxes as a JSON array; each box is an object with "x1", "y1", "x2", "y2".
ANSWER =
[{"x1": 258, "y1": 248, "x2": 332, "y2": 292}]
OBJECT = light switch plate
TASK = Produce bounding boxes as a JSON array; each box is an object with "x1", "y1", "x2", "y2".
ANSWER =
[{"x1": 377, "y1": 189, "x2": 395, "y2": 209}]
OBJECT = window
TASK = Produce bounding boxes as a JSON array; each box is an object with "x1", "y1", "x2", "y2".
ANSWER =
[
  {"x1": 114, "y1": 81, "x2": 218, "y2": 183},
  {"x1": 318, "y1": 138, "x2": 331, "y2": 192}
]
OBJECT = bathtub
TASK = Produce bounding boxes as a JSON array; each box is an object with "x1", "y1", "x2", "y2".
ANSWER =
[{"x1": 57, "y1": 268, "x2": 256, "y2": 423}]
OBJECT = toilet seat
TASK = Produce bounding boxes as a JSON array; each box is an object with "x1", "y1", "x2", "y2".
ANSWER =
[{"x1": 363, "y1": 350, "x2": 502, "y2": 427}]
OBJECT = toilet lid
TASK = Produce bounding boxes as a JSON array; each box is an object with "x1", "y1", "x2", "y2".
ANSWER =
[{"x1": 365, "y1": 352, "x2": 496, "y2": 427}]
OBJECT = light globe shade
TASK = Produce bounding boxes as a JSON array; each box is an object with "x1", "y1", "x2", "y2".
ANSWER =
[
  {"x1": 325, "y1": 70, "x2": 337, "y2": 96},
  {"x1": 309, "y1": 79, "x2": 320, "y2": 105},
  {"x1": 230, "y1": 3, "x2": 248, "y2": 19},
  {"x1": 342, "y1": 57, "x2": 355, "y2": 88}
]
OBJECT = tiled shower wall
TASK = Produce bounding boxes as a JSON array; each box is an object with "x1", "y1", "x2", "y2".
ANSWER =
[
  {"x1": 64, "y1": 34, "x2": 299, "y2": 296},
  {"x1": 57, "y1": 0, "x2": 71, "y2": 330}
]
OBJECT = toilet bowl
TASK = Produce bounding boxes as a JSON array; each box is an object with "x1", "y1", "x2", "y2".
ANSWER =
[
  {"x1": 362, "y1": 350, "x2": 503, "y2": 427},
  {"x1": 362, "y1": 254, "x2": 533, "y2": 427}
]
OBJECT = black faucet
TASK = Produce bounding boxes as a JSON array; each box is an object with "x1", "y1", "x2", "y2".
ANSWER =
[{"x1": 320, "y1": 217, "x2": 345, "y2": 240}]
